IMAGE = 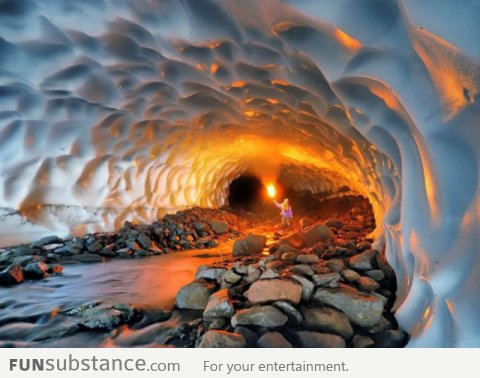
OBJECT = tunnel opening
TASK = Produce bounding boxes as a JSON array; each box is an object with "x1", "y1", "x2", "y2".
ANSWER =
[{"x1": 227, "y1": 174, "x2": 264, "y2": 211}]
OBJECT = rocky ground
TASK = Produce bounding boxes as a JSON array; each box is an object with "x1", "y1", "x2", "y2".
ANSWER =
[
  {"x1": 0, "y1": 195, "x2": 408, "y2": 348},
  {"x1": 0, "y1": 207, "x2": 244, "y2": 286},
  {"x1": 168, "y1": 196, "x2": 408, "y2": 348}
]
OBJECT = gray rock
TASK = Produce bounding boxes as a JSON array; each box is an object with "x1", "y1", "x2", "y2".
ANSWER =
[
  {"x1": 349, "y1": 249, "x2": 378, "y2": 270},
  {"x1": 71, "y1": 254, "x2": 105, "y2": 263},
  {"x1": 325, "y1": 219, "x2": 344, "y2": 229},
  {"x1": 32, "y1": 236, "x2": 63, "y2": 248},
  {"x1": 209, "y1": 221, "x2": 229, "y2": 234},
  {"x1": 42, "y1": 243, "x2": 64, "y2": 251},
  {"x1": 291, "y1": 274, "x2": 314, "y2": 301},
  {"x1": 353, "y1": 335, "x2": 375, "y2": 348},
  {"x1": 259, "y1": 269, "x2": 279, "y2": 280},
  {"x1": 116, "y1": 248, "x2": 133, "y2": 258},
  {"x1": 278, "y1": 244, "x2": 300, "y2": 254},
  {"x1": 234, "y1": 326, "x2": 259, "y2": 347},
  {"x1": 312, "y1": 285, "x2": 384, "y2": 328},
  {"x1": 196, "y1": 266, "x2": 227, "y2": 281},
  {"x1": 365, "y1": 269, "x2": 385, "y2": 281},
  {"x1": 176, "y1": 281, "x2": 217, "y2": 310},
  {"x1": 312, "y1": 272, "x2": 341, "y2": 287},
  {"x1": 302, "y1": 307, "x2": 354, "y2": 339},
  {"x1": 246, "y1": 280, "x2": 302, "y2": 305},
  {"x1": 24, "y1": 262, "x2": 49, "y2": 279},
  {"x1": 373, "y1": 330, "x2": 407, "y2": 348},
  {"x1": 222, "y1": 270, "x2": 242, "y2": 285},
  {"x1": 298, "y1": 217, "x2": 313, "y2": 229},
  {"x1": 87, "y1": 241, "x2": 103, "y2": 254},
  {"x1": 233, "y1": 234, "x2": 267, "y2": 256},
  {"x1": 97, "y1": 246, "x2": 117, "y2": 258},
  {"x1": 294, "y1": 331, "x2": 346, "y2": 348},
  {"x1": 302, "y1": 225, "x2": 334, "y2": 247},
  {"x1": 257, "y1": 332, "x2": 292, "y2": 348},
  {"x1": 203, "y1": 289, "x2": 235, "y2": 319},
  {"x1": 231, "y1": 306, "x2": 288, "y2": 329},
  {"x1": 325, "y1": 259, "x2": 345, "y2": 272},
  {"x1": 290, "y1": 264, "x2": 314, "y2": 276},
  {"x1": 296, "y1": 254, "x2": 319, "y2": 264},
  {"x1": 12, "y1": 245, "x2": 35, "y2": 257},
  {"x1": 357, "y1": 276, "x2": 380, "y2": 291},
  {"x1": 246, "y1": 268, "x2": 261, "y2": 284},
  {"x1": 12, "y1": 255, "x2": 46, "y2": 267},
  {"x1": 72, "y1": 304, "x2": 135, "y2": 330},
  {"x1": 341, "y1": 269, "x2": 361, "y2": 283},
  {"x1": 199, "y1": 330, "x2": 245, "y2": 348},
  {"x1": 54, "y1": 246, "x2": 73, "y2": 256},
  {"x1": 0, "y1": 264, "x2": 24, "y2": 285},
  {"x1": 281, "y1": 252, "x2": 298, "y2": 261},
  {"x1": 137, "y1": 233, "x2": 152, "y2": 249},
  {"x1": 273, "y1": 301, "x2": 303, "y2": 324}
]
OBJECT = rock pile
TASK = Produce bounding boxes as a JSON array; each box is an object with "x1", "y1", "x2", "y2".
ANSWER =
[
  {"x1": 171, "y1": 219, "x2": 407, "y2": 348},
  {"x1": 0, "y1": 207, "x2": 240, "y2": 286}
]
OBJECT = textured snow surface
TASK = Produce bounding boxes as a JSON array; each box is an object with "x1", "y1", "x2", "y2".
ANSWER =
[{"x1": 0, "y1": 0, "x2": 479, "y2": 346}]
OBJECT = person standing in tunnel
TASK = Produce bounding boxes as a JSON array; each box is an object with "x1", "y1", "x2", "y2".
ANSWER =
[{"x1": 273, "y1": 198, "x2": 293, "y2": 228}]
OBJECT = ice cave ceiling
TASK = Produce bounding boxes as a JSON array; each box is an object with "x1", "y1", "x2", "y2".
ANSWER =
[{"x1": 1, "y1": 0, "x2": 480, "y2": 347}]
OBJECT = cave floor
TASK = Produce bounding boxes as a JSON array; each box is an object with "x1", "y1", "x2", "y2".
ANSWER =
[{"x1": 0, "y1": 196, "x2": 406, "y2": 348}]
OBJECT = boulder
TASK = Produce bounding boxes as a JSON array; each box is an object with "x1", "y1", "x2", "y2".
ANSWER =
[
  {"x1": 291, "y1": 274, "x2": 314, "y2": 301},
  {"x1": 222, "y1": 270, "x2": 242, "y2": 285},
  {"x1": 233, "y1": 234, "x2": 267, "y2": 256},
  {"x1": 137, "y1": 233, "x2": 152, "y2": 249},
  {"x1": 302, "y1": 225, "x2": 334, "y2": 247},
  {"x1": 12, "y1": 245, "x2": 35, "y2": 256},
  {"x1": 203, "y1": 289, "x2": 235, "y2": 319},
  {"x1": 312, "y1": 285, "x2": 384, "y2": 327},
  {"x1": 349, "y1": 249, "x2": 378, "y2": 270},
  {"x1": 196, "y1": 266, "x2": 226, "y2": 281},
  {"x1": 0, "y1": 264, "x2": 24, "y2": 285},
  {"x1": 325, "y1": 219, "x2": 344, "y2": 229},
  {"x1": 357, "y1": 276, "x2": 380, "y2": 291},
  {"x1": 209, "y1": 221, "x2": 229, "y2": 234},
  {"x1": 353, "y1": 335, "x2": 375, "y2": 348},
  {"x1": 23, "y1": 262, "x2": 49, "y2": 279},
  {"x1": 87, "y1": 241, "x2": 103, "y2": 253},
  {"x1": 32, "y1": 236, "x2": 63, "y2": 248},
  {"x1": 296, "y1": 254, "x2": 319, "y2": 264},
  {"x1": 234, "y1": 326, "x2": 259, "y2": 347},
  {"x1": 298, "y1": 217, "x2": 313, "y2": 229},
  {"x1": 341, "y1": 269, "x2": 361, "y2": 283},
  {"x1": 67, "y1": 304, "x2": 135, "y2": 330},
  {"x1": 373, "y1": 330, "x2": 407, "y2": 348},
  {"x1": 231, "y1": 306, "x2": 288, "y2": 328},
  {"x1": 246, "y1": 280, "x2": 302, "y2": 304},
  {"x1": 176, "y1": 281, "x2": 217, "y2": 310},
  {"x1": 294, "y1": 331, "x2": 346, "y2": 348},
  {"x1": 365, "y1": 270, "x2": 386, "y2": 281},
  {"x1": 302, "y1": 307, "x2": 354, "y2": 339},
  {"x1": 325, "y1": 259, "x2": 345, "y2": 272},
  {"x1": 273, "y1": 301, "x2": 303, "y2": 324},
  {"x1": 257, "y1": 332, "x2": 292, "y2": 348},
  {"x1": 312, "y1": 273, "x2": 341, "y2": 287},
  {"x1": 259, "y1": 269, "x2": 279, "y2": 280},
  {"x1": 199, "y1": 330, "x2": 245, "y2": 348}
]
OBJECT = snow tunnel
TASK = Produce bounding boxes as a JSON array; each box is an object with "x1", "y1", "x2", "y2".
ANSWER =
[{"x1": 0, "y1": 0, "x2": 479, "y2": 347}]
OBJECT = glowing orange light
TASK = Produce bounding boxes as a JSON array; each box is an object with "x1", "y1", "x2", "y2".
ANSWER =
[{"x1": 266, "y1": 183, "x2": 276, "y2": 198}]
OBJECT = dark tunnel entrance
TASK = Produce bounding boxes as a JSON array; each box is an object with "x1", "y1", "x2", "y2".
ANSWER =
[{"x1": 227, "y1": 175, "x2": 264, "y2": 211}]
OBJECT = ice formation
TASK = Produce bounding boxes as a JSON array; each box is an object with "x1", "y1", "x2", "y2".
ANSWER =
[{"x1": 0, "y1": 0, "x2": 479, "y2": 347}]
